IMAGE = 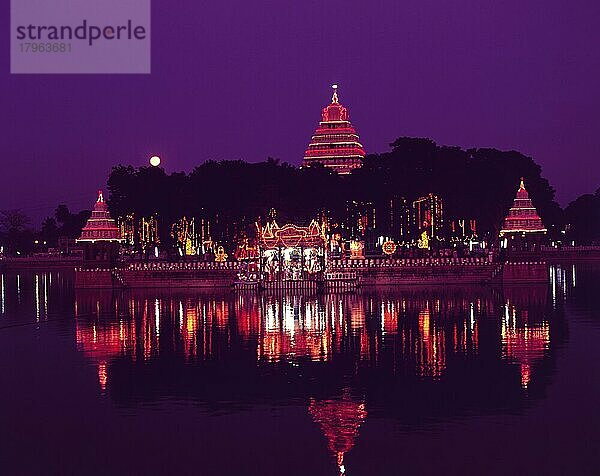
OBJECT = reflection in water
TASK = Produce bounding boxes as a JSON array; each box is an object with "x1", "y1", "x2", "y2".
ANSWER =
[
  {"x1": 0, "y1": 271, "x2": 73, "y2": 321},
  {"x1": 0, "y1": 266, "x2": 579, "y2": 475},
  {"x1": 75, "y1": 309, "x2": 138, "y2": 393},
  {"x1": 68, "y1": 281, "x2": 568, "y2": 473},
  {"x1": 501, "y1": 301, "x2": 550, "y2": 389},
  {"x1": 309, "y1": 389, "x2": 367, "y2": 475},
  {"x1": 550, "y1": 264, "x2": 575, "y2": 307},
  {"x1": 73, "y1": 292, "x2": 494, "y2": 382}
]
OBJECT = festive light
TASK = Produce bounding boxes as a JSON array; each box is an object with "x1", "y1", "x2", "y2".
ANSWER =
[
  {"x1": 499, "y1": 178, "x2": 547, "y2": 236},
  {"x1": 349, "y1": 240, "x2": 364, "y2": 259},
  {"x1": 417, "y1": 231, "x2": 429, "y2": 249},
  {"x1": 140, "y1": 216, "x2": 160, "y2": 248},
  {"x1": 258, "y1": 220, "x2": 326, "y2": 250},
  {"x1": 171, "y1": 217, "x2": 198, "y2": 256},
  {"x1": 413, "y1": 193, "x2": 443, "y2": 241},
  {"x1": 382, "y1": 240, "x2": 397, "y2": 255},
  {"x1": 214, "y1": 245, "x2": 228, "y2": 262},
  {"x1": 77, "y1": 190, "x2": 123, "y2": 243},
  {"x1": 234, "y1": 238, "x2": 260, "y2": 260},
  {"x1": 303, "y1": 85, "x2": 366, "y2": 175}
]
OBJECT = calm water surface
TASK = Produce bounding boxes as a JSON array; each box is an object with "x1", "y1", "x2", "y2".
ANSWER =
[{"x1": 0, "y1": 264, "x2": 599, "y2": 475}]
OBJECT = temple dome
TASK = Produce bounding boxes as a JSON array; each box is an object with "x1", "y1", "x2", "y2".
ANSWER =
[
  {"x1": 500, "y1": 178, "x2": 547, "y2": 235},
  {"x1": 77, "y1": 190, "x2": 123, "y2": 243},
  {"x1": 303, "y1": 85, "x2": 366, "y2": 175},
  {"x1": 321, "y1": 87, "x2": 349, "y2": 122}
]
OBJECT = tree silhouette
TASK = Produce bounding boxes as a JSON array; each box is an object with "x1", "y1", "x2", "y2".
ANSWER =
[{"x1": 103, "y1": 137, "x2": 564, "y2": 251}]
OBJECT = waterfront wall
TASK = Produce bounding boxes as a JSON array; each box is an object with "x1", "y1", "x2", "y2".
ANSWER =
[
  {"x1": 74, "y1": 268, "x2": 115, "y2": 289},
  {"x1": 501, "y1": 262, "x2": 548, "y2": 283},
  {"x1": 329, "y1": 256, "x2": 499, "y2": 285},
  {"x1": 76, "y1": 261, "x2": 238, "y2": 289},
  {"x1": 74, "y1": 257, "x2": 547, "y2": 288},
  {"x1": 1, "y1": 257, "x2": 81, "y2": 270},
  {"x1": 541, "y1": 245, "x2": 600, "y2": 262}
]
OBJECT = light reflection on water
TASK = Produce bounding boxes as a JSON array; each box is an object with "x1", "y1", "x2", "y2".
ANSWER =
[
  {"x1": 0, "y1": 264, "x2": 593, "y2": 475},
  {"x1": 75, "y1": 279, "x2": 565, "y2": 471}
]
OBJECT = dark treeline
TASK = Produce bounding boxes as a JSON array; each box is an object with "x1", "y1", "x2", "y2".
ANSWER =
[
  {"x1": 355, "y1": 138, "x2": 563, "y2": 238},
  {"x1": 106, "y1": 138, "x2": 563, "y2": 247},
  {"x1": 40, "y1": 205, "x2": 91, "y2": 245},
  {"x1": 0, "y1": 206, "x2": 89, "y2": 256},
  {"x1": 563, "y1": 188, "x2": 600, "y2": 243},
  {"x1": 3, "y1": 137, "x2": 600, "y2": 256},
  {"x1": 108, "y1": 158, "x2": 344, "y2": 248}
]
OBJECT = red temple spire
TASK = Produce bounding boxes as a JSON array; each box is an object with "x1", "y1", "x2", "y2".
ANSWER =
[
  {"x1": 303, "y1": 85, "x2": 366, "y2": 175},
  {"x1": 77, "y1": 190, "x2": 123, "y2": 243},
  {"x1": 500, "y1": 178, "x2": 547, "y2": 236}
]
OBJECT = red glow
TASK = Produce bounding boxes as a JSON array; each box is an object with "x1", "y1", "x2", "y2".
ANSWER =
[
  {"x1": 77, "y1": 190, "x2": 122, "y2": 242},
  {"x1": 259, "y1": 220, "x2": 326, "y2": 249},
  {"x1": 500, "y1": 178, "x2": 547, "y2": 235},
  {"x1": 308, "y1": 389, "x2": 367, "y2": 474},
  {"x1": 303, "y1": 86, "x2": 366, "y2": 175}
]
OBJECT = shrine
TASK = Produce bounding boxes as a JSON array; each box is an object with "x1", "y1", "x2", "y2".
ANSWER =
[
  {"x1": 303, "y1": 85, "x2": 366, "y2": 175},
  {"x1": 256, "y1": 220, "x2": 326, "y2": 287},
  {"x1": 77, "y1": 190, "x2": 123, "y2": 264},
  {"x1": 500, "y1": 178, "x2": 547, "y2": 250}
]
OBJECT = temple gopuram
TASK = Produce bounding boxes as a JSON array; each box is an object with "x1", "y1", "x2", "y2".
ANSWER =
[
  {"x1": 500, "y1": 178, "x2": 547, "y2": 250},
  {"x1": 303, "y1": 85, "x2": 366, "y2": 175},
  {"x1": 77, "y1": 190, "x2": 123, "y2": 264}
]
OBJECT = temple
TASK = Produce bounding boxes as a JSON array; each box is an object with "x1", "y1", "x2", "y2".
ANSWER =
[
  {"x1": 500, "y1": 178, "x2": 547, "y2": 234},
  {"x1": 255, "y1": 220, "x2": 326, "y2": 288},
  {"x1": 499, "y1": 178, "x2": 547, "y2": 251},
  {"x1": 303, "y1": 85, "x2": 366, "y2": 175},
  {"x1": 77, "y1": 190, "x2": 123, "y2": 263}
]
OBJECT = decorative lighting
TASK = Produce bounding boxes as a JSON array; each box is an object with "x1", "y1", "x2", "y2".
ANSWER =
[{"x1": 382, "y1": 240, "x2": 397, "y2": 255}]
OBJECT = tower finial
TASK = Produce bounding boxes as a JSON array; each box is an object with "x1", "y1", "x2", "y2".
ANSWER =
[
  {"x1": 97, "y1": 190, "x2": 104, "y2": 203},
  {"x1": 519, "y1": 177, "x2": 525, "y2": 190},
  {"x1": 332, "y1": 84, "x2": 339, "y2": 104}
]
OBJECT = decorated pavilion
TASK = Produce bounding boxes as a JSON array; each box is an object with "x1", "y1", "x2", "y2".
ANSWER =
[
  {"x1": 257, "y1": 220, "x2": 326, "y2": 283},
  {"x1": 77, "y1": 190, "x2": 123, "y2": 263},
  {"x1": 499, "y1": 178, "x2": 547, "y2": 249},
  {"x1": 303, "y1": 85, "x2": 366, "y2": 175}
]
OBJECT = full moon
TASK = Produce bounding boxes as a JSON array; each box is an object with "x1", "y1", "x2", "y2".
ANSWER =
[{"x1": 149, "y1": 155, "x2": 161, "y2": 167}]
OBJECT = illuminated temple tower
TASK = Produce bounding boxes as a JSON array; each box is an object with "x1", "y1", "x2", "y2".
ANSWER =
[
  {"x1": 303, "y1": 85, "x2": 366, "y2": 175},
  {"x1": 77, "y1": 190, "x2": 123, "y2": 263},
  {"x1": 500, "y1": 178, "x2": 547, "y2": 248}
]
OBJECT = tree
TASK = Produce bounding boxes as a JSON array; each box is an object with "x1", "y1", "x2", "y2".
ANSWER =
[
  {"x1": 40, "y1": 217, "x2": 59, "y2": 247},
  {"x1": 103, "y1": 137, "x2": 563, "y2": 251},
  {"x1": 0, "y1": 210, "x2": 33, "y2": 256},
  {"x1": 564, "y1": 189, "x2": 600, "y2": 244}
]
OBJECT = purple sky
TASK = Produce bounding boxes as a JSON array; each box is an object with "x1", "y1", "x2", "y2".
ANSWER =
[{"x1": 2, "y1": 1, "x2": 600, "y2": 222}]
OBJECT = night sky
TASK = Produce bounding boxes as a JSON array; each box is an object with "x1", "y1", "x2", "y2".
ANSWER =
[{"x1": 2, "y1": 1, "x2": 599, "y2": 222}]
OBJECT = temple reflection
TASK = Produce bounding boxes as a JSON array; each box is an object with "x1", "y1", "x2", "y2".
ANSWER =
[
  {"x1": 309, "y1": 388, "x2": 367, "y2": 475},
  {"x1": 72, "y1": 283, "x2": 566, "y2": 394},
  {"x1": 501, "y1": 285, "x2": 552, "y2": 389},
  {"x1": 70, "y1": 279, "x2": 569, "y2": 474}
]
